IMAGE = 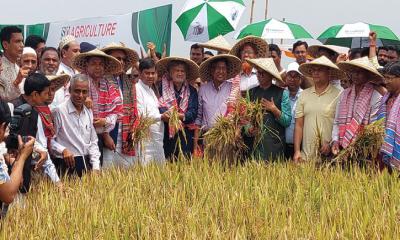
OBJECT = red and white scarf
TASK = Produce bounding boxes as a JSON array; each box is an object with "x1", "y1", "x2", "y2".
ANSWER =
[{"x1": 337, "y1": 83, "x2": 374, "y2": 148}]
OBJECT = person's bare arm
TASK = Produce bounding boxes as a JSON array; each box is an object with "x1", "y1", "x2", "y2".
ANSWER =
[
  {"x1": 0, "y1": 136, "x2": 34, "y2": 204},
  {"x1": 293, "y1": 117, "x2": 304, "y2": 162}
]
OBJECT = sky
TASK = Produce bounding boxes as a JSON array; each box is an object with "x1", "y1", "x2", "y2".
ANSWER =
[{"x1": 1, "y1": 0, "x2": 399, "y2": 61}]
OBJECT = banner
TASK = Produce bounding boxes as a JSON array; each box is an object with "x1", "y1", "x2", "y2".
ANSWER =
[{"x1": 1, "y1": 4, "x2": 172, "y2": 55}]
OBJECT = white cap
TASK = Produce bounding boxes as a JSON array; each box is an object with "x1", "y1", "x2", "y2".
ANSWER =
[
  {"x1": 22, "y1": 47, "x2": 37, "y2": 56},
  {"x1": 59, "y1": 35, "x2": 77, "y2": 49},
  {"x1": 287, "y1": 62, "x2": 302, "y2": 75}
]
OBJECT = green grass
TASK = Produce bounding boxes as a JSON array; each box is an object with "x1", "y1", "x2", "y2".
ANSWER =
[{"x1": 1, "y1": 160, "x2": 400, "y2": 239}]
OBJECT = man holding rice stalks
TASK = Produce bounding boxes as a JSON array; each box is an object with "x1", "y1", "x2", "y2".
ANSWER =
[
  {"x1": 244, "y1": 58, "x2": 291, "y2": 161},
  {"x1": 135, "y1": 58, "x2": 169, "y2": 164},
  {"x1": 229, "y1": 36, "x2": 269, "y2": 93},
  {"x1": 378, "y1": 61, "x2": 400, "y2": 170},
  {"x1": 72, "y1": 49, "x2": 123, "y2": 166},
  {"x1": 101, "y1": 43, "x2": 140, "y2": 168},
  {"x1": 331, "y1": 57, "x2": 384, "y2": 157},
  {"x1": 193, "y1": 54, "x2": 242, "y2": 157},
  {"x1": 156, "y1": 57, "x2": 199, "y2": 160},
  {"x1": 293, "y1": 56, "x2": 343, "y2": 162}
]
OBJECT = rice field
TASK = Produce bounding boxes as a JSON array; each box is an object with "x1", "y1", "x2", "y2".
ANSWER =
[{"x1": 1, "y1": 159, "x2": 400, "y2": 239}]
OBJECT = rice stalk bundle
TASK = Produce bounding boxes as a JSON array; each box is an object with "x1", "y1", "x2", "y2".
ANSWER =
[
  {"x1": 203, "y1": 115, "x2": 247, "y2": 165},
  {"x1": 129, "y1": 114, "x2": 157, "y2": 151},
  {"x1": 168, "y1": 106, "x2": 187, "y2": 159},
  {"x1": 331, "y1": 119, "x2": 385, "y2": 167}
]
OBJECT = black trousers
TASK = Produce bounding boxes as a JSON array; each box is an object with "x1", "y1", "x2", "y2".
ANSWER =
[
  {"x1": 285, "y1": 144, "x2": 294, "y2": 160},
  {"x1": 53, "y1": 156, "x2": 92, "y2": 178}
]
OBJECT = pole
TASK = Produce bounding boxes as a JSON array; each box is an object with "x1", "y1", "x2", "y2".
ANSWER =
[
  {"x1": 280, "y1": 17, "x2": 285, "y2": 45},
  {"x1": 250, "y1": 0, "x2": 255, "y2": 23},
  {"x1": 264, "y1": 0, "x2": 269, "y2": 20}
]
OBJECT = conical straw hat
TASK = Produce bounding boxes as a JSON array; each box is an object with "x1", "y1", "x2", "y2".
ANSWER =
[
  {"x1": 245, "y1": 58, "x2": 282, "y2": 82},
  {"x1": 198, "y1": 35, "x2": 231, "y2": 53},
  {"x1": 101, "y1": 42, "x2": 139, "y2": 71},
  {"x1": 337, "y1": 56, "x2": 384, "y2": 82},
  {"x1": 72, "y1": 49, "x2": 123, "y2": 75},
  {"x1": 299, "y1": 56, "x2": 345, "y2": 80},
  {"x1": 199, "y1": 54, "x2": 241, "y2": 82},
  {"x1": 230, "y1": 35, "x2": 269, "y2": 58},
  {"x1": 47, "y1": 74, "x2": 70, "y2": 91},
  {"x1": 156, "y1": 57, "x2": 199, "y2": 82}
]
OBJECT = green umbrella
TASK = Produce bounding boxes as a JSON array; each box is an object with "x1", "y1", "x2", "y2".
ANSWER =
[
  {"x1": 318, "y1": 22, "x2": 400, "y2": 48},
  {"x1": 176, "y1": 0, "x2": 245, "y2": 42},
  {"x1": 236, "y1": 18, "x2": 313, "y2": 40}
]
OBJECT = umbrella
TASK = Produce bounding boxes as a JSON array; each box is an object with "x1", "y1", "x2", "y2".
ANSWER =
[
  {"x1": 318, "y1": 22, "x2": 400, "y2": 48},
  {"x1": 176, "y1": 0, "x2": 245, "y2": 42},
  {"x1": 235, "y1": 18, "x2": 313, "y2": 40}
]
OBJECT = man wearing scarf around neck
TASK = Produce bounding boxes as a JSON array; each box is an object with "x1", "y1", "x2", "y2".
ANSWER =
[{"x1": 156, "y1": 57, "x2": 199, "y2": 160}]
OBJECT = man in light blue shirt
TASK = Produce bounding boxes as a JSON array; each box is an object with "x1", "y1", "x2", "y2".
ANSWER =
[{"x1": 284, "y1": 64, "x2": 304, "y2": 159}]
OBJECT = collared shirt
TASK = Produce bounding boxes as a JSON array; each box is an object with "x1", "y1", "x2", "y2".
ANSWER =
[
  {"x1": 57, "y1": 62, "x2": 76, "y2": 77},
  {"x1": 51, "y1": 99, "x2": 101, "y2": 170},
  {"x1": 135, "y1": 79, "x2": 165, "y2": 164},
  {"x1": 195, "y1": 80, "x2": 232, "y2": 131},
  {"x1": 285, "y1": 88, "x2": 303, "y2": 144},
  {"x1": 0, "y1": 55, "x2": 21, "y2": 102},
  {"x1": 240, "y1": 69, "x2": 259, "y2": 92},
  {"x1": 295, "y1": 84, "x2": 341, "y2": 159}
]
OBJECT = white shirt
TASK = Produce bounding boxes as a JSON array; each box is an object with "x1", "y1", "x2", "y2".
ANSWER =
[
  {"x1": 35, "y1": 117, "x2": 60, "y2": 183},
  {"x1": 51, "y1": 99, "x2": 101, "y2": 170},
  {"x1": 0, "y1": 56, "x2": 21, "y2": 102},
  {"x1": 239, "y1": 69, "x2": 259, "y2": 91},
  {"x1": 135, "y1": 79, "x2": 165, "y2": 164},
  {"x1": 57, "y1": 62, "x2": 76, "y2": 77}
]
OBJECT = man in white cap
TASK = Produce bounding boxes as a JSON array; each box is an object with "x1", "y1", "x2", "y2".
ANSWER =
[
  {"x1": 57, "y1": 35, "x2": 80, "y2": 77},
  {"x1": 284, "y1": 63, "x2": 304, "y2": 158},
  {"x1": 18, "y1": 47, "x2": 38, "y2": 93},
  {"x1": 19, "y1": 47, "x2": 37, "y2": 74}
]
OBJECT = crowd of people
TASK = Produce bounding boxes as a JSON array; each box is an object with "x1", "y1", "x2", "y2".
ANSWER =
[{"x1": 0, "y1": 25, "x2": 399, "y2": 212}]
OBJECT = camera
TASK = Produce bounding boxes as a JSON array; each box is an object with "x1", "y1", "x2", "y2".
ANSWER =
[{"x1": 5, "y1": 104, "x2": 32, "y2": 151}]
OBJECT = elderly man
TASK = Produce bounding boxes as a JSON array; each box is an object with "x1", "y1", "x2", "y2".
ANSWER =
[
  {"x1": 193, "y1": 54, "x2": 242, "y2": 154},
  {"x1": 229, "y1": 36, "x2": 268, "y2": 92},
  {"x1": 39, "y1": 47, "x2": 60, "y2": 75},
  {"x1": 293, "y1": 56, "x2": 343, "y2": 162},
  {"x1": 135, "y1": 58, "x2": 169, "y2": 164},
  {"x1": 18, "y1": 47, "x2": 38, "y2": 93},
  {"x1": 101, "y1": 43, "x2": 139, "y2": 168},
  {"x1": 157, "y1": 57, "x2": 199, "y2": 160},
  {"x1": 244, "y1": 58, "x2": 291, "y2": 161},
  {"x1": 57, "y1": 35, "x2": 80, "y2": 76},
  {"x1": 72, "y1": 49, "x2": 123, "y2": 166},
  {"x1": 19, "y1": 47, "x2": 38, "y2": 74},
  {"x1": 51, "y1": 74, "x2": 101, "y2": 176},
  {"x1": 331, "y1": 57, "x2": 384, "y2": 155},
  {"x1": 0, "y1": 26, "x2": 25, "y2": 102}
]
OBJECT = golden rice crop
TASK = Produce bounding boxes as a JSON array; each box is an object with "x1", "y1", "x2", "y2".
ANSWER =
[
  {"x1": 331, "y1": 119, "x2": 385, "y2": 167},
  {"x1": 2, "y1": 160, "x2": 400, "y2": 239}
]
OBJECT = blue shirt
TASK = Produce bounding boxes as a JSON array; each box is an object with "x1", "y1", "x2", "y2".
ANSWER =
[{"x1": 285, "y1": 88, "x2": 303, "y2": 144}]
